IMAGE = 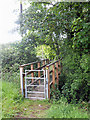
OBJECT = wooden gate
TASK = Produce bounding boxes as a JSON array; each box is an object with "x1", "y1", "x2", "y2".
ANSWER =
[{"x1": 20, "y1": 59, "x2": 62, "y2": 100}]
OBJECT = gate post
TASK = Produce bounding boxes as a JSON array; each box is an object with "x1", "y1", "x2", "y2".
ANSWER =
[
  {"x1": 20, "y1": 66, "x2": 24, "y2": 96},
  {"x1": 46, "y1": 68, "x2": 48, "y2": 99},
  {"x1": 46, "y1": 66, "x2": 50, "y2": 99}
]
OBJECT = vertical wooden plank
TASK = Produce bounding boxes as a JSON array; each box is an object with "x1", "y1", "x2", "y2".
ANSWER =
[
  {"x1": 56, "y1": 62, "x2": 59, "y2": 87},
  {"x1": 52, "y1": 64, "x2": 55, "y2": 89},
  {"x1": 38, "y1": 62, "x2": 40, "y2": 84},
  {"x1": 47, "y1": 66, "x2": 50, "y2": 99},
  {"x1": 23, "y1": 74, "x2": 25, "y2": 97},
  {"x1": 31, "y1": 64, "x2": 34, "y2": 83}
]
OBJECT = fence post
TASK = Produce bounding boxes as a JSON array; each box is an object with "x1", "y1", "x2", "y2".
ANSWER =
[
  {"x1": 38, "y1": 62, "x2": 41, "y2": 84},
  {"x1": 52, "y1": 64, "x2": 55, "y2": 89},
  {"x1": 46, "y1": 68, "x2": 48, "y2": 99},
  {"x1": 31, "y1": 64, "x2": 34, "y2": 83},
  {"x1": 46, "y1": 66, "x2": 50, "y2": 100},
  {"x1": 56, "y1": 62, "x2": 59, "y2": 87},
  {"x1": 47, "y1": 66, "x2": 50, "y2": 99},
  {"x1": 20, "y1": 66, "x2": 24, "y2": 96}
]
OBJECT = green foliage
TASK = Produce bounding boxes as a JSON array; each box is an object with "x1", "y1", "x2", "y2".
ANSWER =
[
  {"x1": 1, "y1": 40, "x2": 38, "y2": 71},
  {"x1": 46, "y1": 97, "x2": 88, "y2": 118},
  {"x1": 36, "y1": 45, "x2": 56, "y2": 60},
  {"x1": 2, "y1": 72, "x2": 20, "y2": 87},
  {"x1": 20, "y1": 2, "x2": 89, "y2": 56},
  {"x1": 61, "y1": 52, "x2": 89, "y2": 103},
  {"x1": 50, "y1": 83, "x2": 61, "y2": 102},
  {"x1": 18, "y1": 2, "x2": 89, "y2": 103},
  {"x1": 1, "y1": 2, "x2": 89, "y2": 119},
  {"x1": 1, "y1": 39, "x2": 38, "y2": 83},
  {"x1": 71, "y1": 16, "x2": 90, "y2": 53},
  {"x1": 1, "y1": 4, "x2": 89, "y2": 116},
  {"x1": 1, "y1": 43, "x2": 19, "y2": 72}
]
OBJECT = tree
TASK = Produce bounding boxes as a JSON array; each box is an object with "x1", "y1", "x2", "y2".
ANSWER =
[{"x1": 19, "y1": 2, "x2": 89, "y2": 102}]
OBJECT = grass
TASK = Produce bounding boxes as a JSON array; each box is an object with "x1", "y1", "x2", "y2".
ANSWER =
[
  {"x1": 45, "y1": 100, "x2": 88, "y2": 118},
  {"x1": 2, "y1": 81, "x2": 22, "y2": 118},
  {"x1": 2, "y1": 80, "x2": 89, "y2": 118},
  {"x1": 2, "y1": 81, "x2": 50, "y2": 118}
]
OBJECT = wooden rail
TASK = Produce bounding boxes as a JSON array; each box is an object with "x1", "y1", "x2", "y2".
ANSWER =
[
  {"x1": 46, "y1": 59, "x2": 61, "y2": 99},
  {"x1": 20, "y1": 59, "x2": 49, "y2": 67}
]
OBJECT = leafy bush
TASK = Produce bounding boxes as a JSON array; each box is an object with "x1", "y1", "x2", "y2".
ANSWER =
[
  {"x1": 50, "y1": 83, "x2": 61, "y2": 102},
  {"x1": 61, "y1": 52, "x2": 89, "y2": 103},
  {"x1": 2, "y1": 72, "x2": 20, "y2": 87},
  {"x1": 0, "y1": 41, "x2": 38, "y2": 73}
]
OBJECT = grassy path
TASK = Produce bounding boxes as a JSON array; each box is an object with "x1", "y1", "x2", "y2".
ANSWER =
[
  {"x1": 14, "y1": 100, "x2": 51, "y2": 118},
  {"x1": 2, "y1": 81, "x2": 89, "y2": 119}
]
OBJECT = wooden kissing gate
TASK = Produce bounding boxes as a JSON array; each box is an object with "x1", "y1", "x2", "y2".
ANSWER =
[{"x1": 20, "y1": 59, "x2": 62, "y2": 100}]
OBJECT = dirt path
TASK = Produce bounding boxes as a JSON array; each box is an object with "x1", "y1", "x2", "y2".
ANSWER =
[{"x1": 15, "y1": 101, "x2": 51, "y2": 118}]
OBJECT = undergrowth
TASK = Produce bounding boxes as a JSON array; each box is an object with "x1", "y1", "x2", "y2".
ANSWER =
[
  {"x1": 46, "y1": 97, "x2": 89, "y2": 118},
  {"x1": 2, "y1": 81, "x2": 23, "y2": 118}
]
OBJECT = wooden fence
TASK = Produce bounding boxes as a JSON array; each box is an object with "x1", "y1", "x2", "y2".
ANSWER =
[
  {"x1": 20, "y1": 58, "x2": 62, "y2": 99},
  {"x1": 46, "y1": 59, "x2": 61, "y2": 99}
]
